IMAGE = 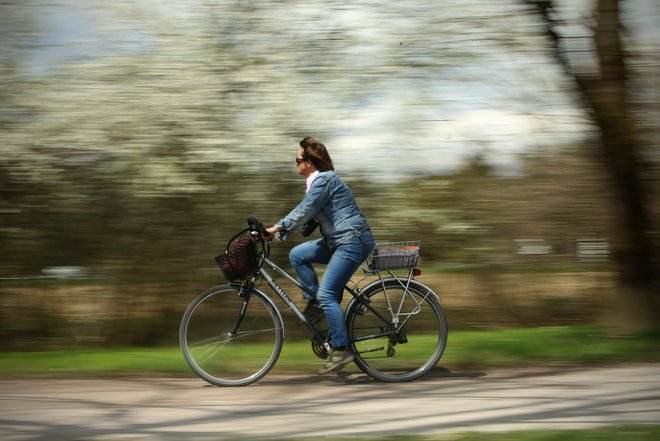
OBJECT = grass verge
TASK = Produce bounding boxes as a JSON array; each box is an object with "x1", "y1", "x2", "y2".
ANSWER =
[
  {"x1": 0, "y1": 325, "x2": 658, "y2": 376},
  {"x1": 272, "y1": 425, "x2": 660, "y2": 441}
]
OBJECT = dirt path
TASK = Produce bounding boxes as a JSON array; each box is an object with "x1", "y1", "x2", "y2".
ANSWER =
[{"x1": 1, "y1": 364, "x2": 659, "y2": 440}]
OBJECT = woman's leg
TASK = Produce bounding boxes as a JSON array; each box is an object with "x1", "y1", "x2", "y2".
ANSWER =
[
  {"x1": 289, "y1": 239, "x2": 331, "y2": 300},
  {"x1": 316, "y1": 231, "x2": 375, "y2": 348}
]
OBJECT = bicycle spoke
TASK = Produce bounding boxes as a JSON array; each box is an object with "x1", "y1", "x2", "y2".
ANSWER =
[
  {"x1": 191, "y1": 339, "x2": 228, "y2": 363},
  {"x1": 231, "y1": 327, "x2": 280, "y2": 338}
]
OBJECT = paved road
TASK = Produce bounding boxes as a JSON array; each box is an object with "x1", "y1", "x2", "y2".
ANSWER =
[{"x1": 1, "y1": 364, "x2": 659, "y2": 440}]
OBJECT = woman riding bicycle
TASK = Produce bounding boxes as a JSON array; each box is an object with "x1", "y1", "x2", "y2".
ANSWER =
[{"x1": 264, "y1": 136, "x2": 375, "y2": 374}]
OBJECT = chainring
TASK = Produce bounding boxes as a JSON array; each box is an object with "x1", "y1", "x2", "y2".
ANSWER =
[{"x1": 311, "y1": 329, "x2": 330, "y2": 359}]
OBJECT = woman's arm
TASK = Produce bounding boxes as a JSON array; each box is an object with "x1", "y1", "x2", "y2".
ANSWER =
[{"x1": 267, "y1": 173, "x2": 333, "y2": 240}]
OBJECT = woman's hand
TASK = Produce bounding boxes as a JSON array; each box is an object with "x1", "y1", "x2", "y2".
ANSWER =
[{"x1": 263, "y1": 226, "x2": 278, "y2": 241}]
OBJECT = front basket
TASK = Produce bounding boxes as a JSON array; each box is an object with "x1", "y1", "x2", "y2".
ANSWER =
[{"x1": 215, "y1": 228, "x2": 258, "y2": 281}]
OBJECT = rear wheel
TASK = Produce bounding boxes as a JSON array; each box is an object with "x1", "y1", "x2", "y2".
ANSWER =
[
  {"x1": 346, "y1": 279, "x2": 447, "y2": 382},
  {"x1": 180, "y1": 284, "x2": 284, "y2": 386}
]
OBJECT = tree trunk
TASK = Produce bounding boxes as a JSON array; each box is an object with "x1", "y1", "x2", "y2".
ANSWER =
[{"x1": 529, "y1": 0, "x2": 659, "y2": 325}]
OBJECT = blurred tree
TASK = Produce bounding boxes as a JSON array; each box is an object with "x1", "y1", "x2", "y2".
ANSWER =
[{"x1": 528, "y1": 0, "x2": 659, "y2": 324}]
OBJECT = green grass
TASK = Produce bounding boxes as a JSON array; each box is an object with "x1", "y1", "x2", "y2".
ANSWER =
[
  {"x1": 441, "y1": 325, "x2": 660, "y2": 368},
  {"x1": 0, "y1": 347, "x2": 189, "y2": 375},
  {"x1": 272, "y1": 425, "x2": 660, "y2": 441},
  {"x1": 0, "y1": 325, "x2": 658, "y2": 376}
]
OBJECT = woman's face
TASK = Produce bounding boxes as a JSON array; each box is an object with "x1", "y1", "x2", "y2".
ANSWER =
[{"x1": 296, "y1": 146, "x2": 316, "y2": 177}]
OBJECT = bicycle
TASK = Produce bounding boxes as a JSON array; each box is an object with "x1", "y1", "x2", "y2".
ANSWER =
[{"x1": 179, "y1": 217, "x2": 448, "y2": 386}]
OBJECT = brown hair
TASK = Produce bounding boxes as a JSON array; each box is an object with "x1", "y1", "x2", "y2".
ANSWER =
[{"x1": 299, "y1": 136, "x2": 334, "y2": 171}]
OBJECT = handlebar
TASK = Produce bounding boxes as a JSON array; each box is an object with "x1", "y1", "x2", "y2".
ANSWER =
[{"x1": 247, "y1": 216, "x2": 271, "y2": 239}]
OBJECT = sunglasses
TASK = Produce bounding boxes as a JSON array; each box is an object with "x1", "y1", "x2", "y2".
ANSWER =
[{"x1": 295, "y1": 157, "x2": 306, "y2": 165}]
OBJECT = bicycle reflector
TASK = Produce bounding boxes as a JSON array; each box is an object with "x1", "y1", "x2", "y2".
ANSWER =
[{"x1": 413, "y1": 268, "x2": 421, "y2": 276}]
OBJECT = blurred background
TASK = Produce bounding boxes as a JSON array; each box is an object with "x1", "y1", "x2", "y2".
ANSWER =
[{"x1": 1, "y1": 0, "x2": 658, "y2": 350}]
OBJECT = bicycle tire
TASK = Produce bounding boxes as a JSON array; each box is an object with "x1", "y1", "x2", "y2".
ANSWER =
[
  {"x1": 180, "y1": 284, "x2": 284, "y2": 386},
  {"x1": 346, "y1": 278, "x2": 447, "y2": 382}
]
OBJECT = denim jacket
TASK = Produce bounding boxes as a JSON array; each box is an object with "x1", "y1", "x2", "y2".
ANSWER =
[{"x1": 275, "y1": 171, "x2": 370, "y2": 248}]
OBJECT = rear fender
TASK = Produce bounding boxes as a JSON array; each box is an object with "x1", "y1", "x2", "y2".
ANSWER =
[{"x1": 345, "y1": 277, "x2": 439, "y2": 318}]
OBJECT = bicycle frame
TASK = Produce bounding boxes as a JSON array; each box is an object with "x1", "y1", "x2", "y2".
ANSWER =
[
  {"x1": 257, "y1": 257, "x2": 327, "y2": 343},
  {"x1": 235, "y1": 256, "x2": 398, "y2": 350}
]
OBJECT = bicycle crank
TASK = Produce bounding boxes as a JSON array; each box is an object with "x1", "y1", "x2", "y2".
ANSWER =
[{"x1": 311, "y1": 329, "x2": 330, "y2": 359}]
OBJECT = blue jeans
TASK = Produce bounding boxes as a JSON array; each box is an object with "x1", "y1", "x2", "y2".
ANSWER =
[{"x1": 289, "y1": 229, "x2": 375, "y2": 348}]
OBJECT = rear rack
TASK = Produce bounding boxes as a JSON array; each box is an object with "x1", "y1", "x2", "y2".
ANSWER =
[{"x1": 367, "y1": 241, "x2": 420, "y2": 271}]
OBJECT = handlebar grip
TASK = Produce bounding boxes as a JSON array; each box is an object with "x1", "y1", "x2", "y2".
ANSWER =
[{"x1": 247, "y1": 216, "x2": 271, "y2": 237}]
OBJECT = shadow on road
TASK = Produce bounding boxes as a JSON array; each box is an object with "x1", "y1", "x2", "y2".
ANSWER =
[{"x1": 259, "y1": 365, "x2": 488, "y2": 387}]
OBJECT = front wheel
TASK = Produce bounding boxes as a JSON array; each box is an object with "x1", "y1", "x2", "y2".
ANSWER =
[
  {"x1": 180, "y1": 284, "x2": 284, "y2": 386},
  {"x1": 346, "y1": 278, "x2": 447, "y2": 382}
]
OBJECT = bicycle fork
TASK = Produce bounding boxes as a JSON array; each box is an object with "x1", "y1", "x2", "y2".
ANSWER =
[{"x1": 229, "y1": 279, "x2": 255, "y2": 337}]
